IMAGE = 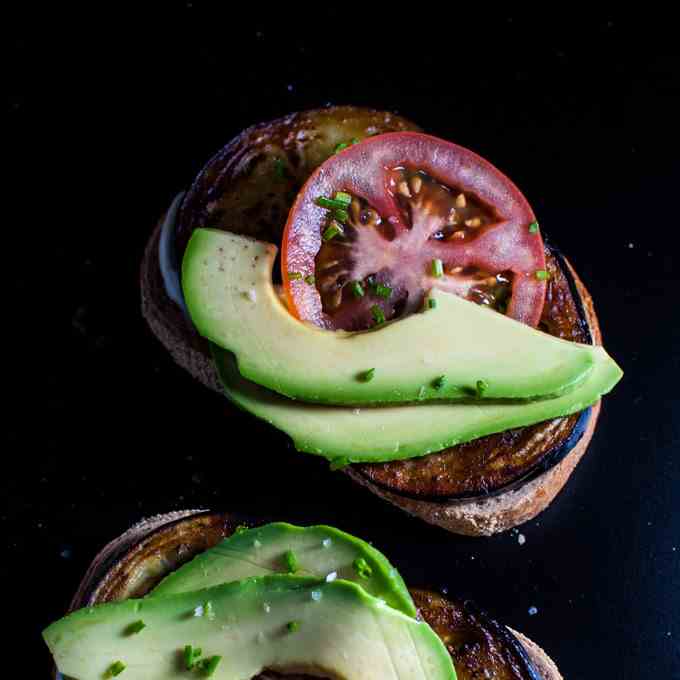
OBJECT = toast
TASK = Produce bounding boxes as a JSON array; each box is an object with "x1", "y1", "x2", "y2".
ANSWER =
[
  {"x1": 60, "y1": 510, "x2": 562, "y2": 680},
  {"x1": 141, "y1": 106, "x2": 603, "y2": 537}
]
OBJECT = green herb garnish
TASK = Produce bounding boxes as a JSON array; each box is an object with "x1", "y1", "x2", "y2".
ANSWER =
[
  {"x1": 334, "y1": 191, "x2": 352, "y2": 206},
  {"x1": 287, "y1": 621, "x2": 301, "y2": 633},
  {"x1": 125, "y1": 620, "x2": 146, "y2": 635},
  {"x1": 184, "y1": 645, "x2": 203, "y2": 670},
  {"x1": 535, "y1": 269, "x2": 550, "y2": 281},
  {"x1": 322, "y1": 221, "x2": 344, "y2": 241},
  {"x1": 333, "y1": 138, "x2": 359, "y2": 153},
  {"x1": 106, "y1": 661, "x2": 126, "y2": 677},
  {"x1": 476, "y1": 379, "x2": 489, "y2": 397},
  {"x1": 198, "y1": 656, "x2": 222, "y2": 677},
  {"x1": 375, "y1": 283, "x2": 392, "y2": 299},
  {"x1": 287, "y1": 271, "x2": 303, "y2": 280},
  {"x1": 353, "y1": 557, "x2": 373, "y2": 579},
  {"x1": 358, "y1": 368, "x2": 375, "y2": 382},
  {"x1": 351, "y1": 281, "x2": 365, "y2": 298},
  {"x1": 283, "y1": 549, "x2": 299, "y2": 573},
  {"x1": 528, "y1": 221, "x2": 539, "y2": 234},
  {"x1": 371, "y1": 305, "x2": 386, "y2": 325},
  {"x1": 334, "y1": 208, "x2": 349, "y2": 223},
  {"x1": 330, "y1": 457, "x2": 350, "y2": 471},
  {"x1": 316, "y1": 196, "x2": 349, "y2": 211},
  {"x1": 431, "y1": 259, "x2": 444, "y2": 278},
  {"x1": 427, "y1": 298, "x2": 437, "y2": 310},
  {"x1": 432, "y1": 375, "x2": 447, "y2": 390},
  {"x1": 304, "y1": 274, "x2": 316, "y2": 285}
]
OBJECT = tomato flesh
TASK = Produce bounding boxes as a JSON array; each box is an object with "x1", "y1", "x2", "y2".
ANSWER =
[{"x1": 282, "y1": 132, "x2": 546, "y2": 330}]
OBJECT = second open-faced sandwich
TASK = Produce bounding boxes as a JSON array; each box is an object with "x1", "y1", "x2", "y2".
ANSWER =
[
  {"x1": 141, "y1": 106, "x2": 622, "y2": 536},
  {"x1": 45, "y1": 511, "x2": 563, "y2": 679}
]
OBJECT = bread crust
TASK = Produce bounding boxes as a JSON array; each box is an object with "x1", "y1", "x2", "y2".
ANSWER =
[{"x1": 510, "y1": 629, "x2": 564, "y2": 680}]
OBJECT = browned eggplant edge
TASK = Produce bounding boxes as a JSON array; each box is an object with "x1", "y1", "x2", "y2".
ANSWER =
[{"x1": 54, "y1": 510, "x2": 543, "y2": 680}]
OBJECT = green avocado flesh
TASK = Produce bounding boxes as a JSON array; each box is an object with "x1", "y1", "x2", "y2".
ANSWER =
[
  {"x1": 44, "y1": 576, "x2": 456, "y2": 680},
  {"x1": 212, "y1": 344, "x2": 622, "y2": 464},
  {"x1": 150, "y1": 522, "x2": 416, "y2": 617},
  {"x1": 182, "y1": 228, "x2": 607, "y2": 405}
]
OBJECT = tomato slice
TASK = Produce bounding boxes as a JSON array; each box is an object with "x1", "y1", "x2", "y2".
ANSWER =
[{"x1": 282, "y1": 132, "x2": 546, "y2": 330}]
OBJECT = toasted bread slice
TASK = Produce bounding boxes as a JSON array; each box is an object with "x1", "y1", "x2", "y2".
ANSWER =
[
  {"x1": 140, "y1": 106, "x2": 603, "y2": 536},
  {"x1": 61, "y1": 510, "x2": 561, "y2": 680}
]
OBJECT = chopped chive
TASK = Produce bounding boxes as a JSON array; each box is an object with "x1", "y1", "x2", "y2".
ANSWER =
[
  {"x1": 322, "y1": 221, "x2": 344, "y2": 241},
  {"x1": 476, "y1": 379, "x2": 489, "y2": 397},
  {"x1": 125, "y1": 620, "x2": 146, "y2": 635},
  {"x1": 353, "y1": 557, "x2": 373, "y2": 579},
  {"x1": 374, "y1": 283, "x2": 392, "y2": 299},
  {"x1": 351, "y1": 281, "x2": 365, "y2": 298},
  {"x1": 431, "y1": 259, "x2": 444, "y2": 278},
  {"x1": 535, "y1": 269, "x2": 550, "y2": 281},
  {"x1": 287, "y1": 621, "x2": 301, "y2": 633},
  {"x1": 184, "y1": 645, "x2": 202, "y2": 670},
  {"x1": 427, "y1": 298, "x2": 437, "y2": 310},
  {"x1": 358, "y1": 368, "x2": 375, "y2": 382},
  {"x1": 334, "y1": 138, "x2": 360, "y2": 153},
  {"x1": 198, "y1": 656, "x2": 222, "y2": 677},
  {"x1": 334, "y1": 191, "x2": 352, "y2": 206},
  {"x1": 283, "y1": 549, "x2": 299, "y2": 573},
  {"x1": 316, "y1": 196, "x2": 349, "y2": 211},
  {"x1": 432, "y1": 375, "x2": 447, "y2": 390},
  {"x1": 234, "y1": 524, "x2": 249, "y2": 535},
  {"x1": 334, "y1": 208, "x2": 349, "y2": 223},
  {"x1": 330, "y1": 456, "x2": 350, "y2": 471},
  {"x1": 371, "y1": 305, "x2": 386, "y2": 325},
  {"x1": 304, "y1": 274, "x2": 316, "y2": 285},
  {"x1": 274, "y1": 157, "x2": 287, "y2": 180},
  {"x1": 287, "y1": 271, "x2": 303, "y2": 280},
  {"x1": 528, "y1": 221, "x2": 539, "y2": 234},
  {"x1": 106, "y1": 661, "x2": 126, "y2": 677}
]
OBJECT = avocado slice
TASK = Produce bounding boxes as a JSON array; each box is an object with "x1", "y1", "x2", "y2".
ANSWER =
[
  {"x1": 44, "y1": 576, "x2": 456, "y2": 680},
  {"x1": 150, "y1": 522, "x2": 416, "y2": 617},
  {"x1": 212, "y1": 344, "x2": 621, "y2": 464},
  {"x1": 182, "y1": 228, "x2": 605, "y2": 405}
]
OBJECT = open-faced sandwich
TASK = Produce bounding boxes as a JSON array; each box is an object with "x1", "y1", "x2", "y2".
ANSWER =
[
  {"x1": 45, "y1": 510, "x2": 563, "y2": 679},
  {"x1": 141, "y1": 107, "x2": 622, "y2": 536}
]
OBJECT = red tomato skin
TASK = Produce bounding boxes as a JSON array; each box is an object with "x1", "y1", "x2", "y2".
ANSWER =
[{"x1": 282, "y1": 132, "x2": 546, "y2": 328}]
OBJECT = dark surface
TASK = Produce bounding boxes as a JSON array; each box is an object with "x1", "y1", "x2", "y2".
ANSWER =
[{"x1": 5, "y1": 8, "x2": 680, "y2": 679}]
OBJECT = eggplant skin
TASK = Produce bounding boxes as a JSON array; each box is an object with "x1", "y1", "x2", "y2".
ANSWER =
[
  {"x1": 355, "y1": 243, "x2": 594, "y2": 502},
  {"x1": 60, "y1": 511, "x2": 543, "y2": 680},
  {"x1": 413, "y1": 589, "x2": 542, "y2": 680}
]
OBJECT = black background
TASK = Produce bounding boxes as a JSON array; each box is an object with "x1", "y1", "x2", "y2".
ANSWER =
[{"x1": 5, "y1": 6, "x2": 680, "y2": 678}]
